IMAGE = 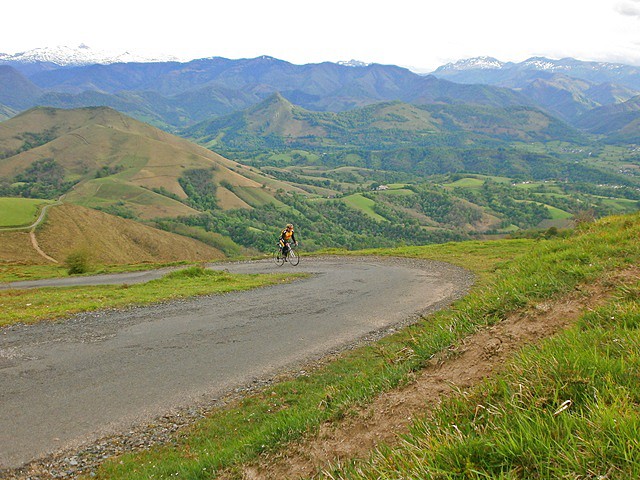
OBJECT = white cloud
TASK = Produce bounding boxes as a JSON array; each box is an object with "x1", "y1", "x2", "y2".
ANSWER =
[{"x1": 616, "y1": 0, "x2": 640, "y2": 17}]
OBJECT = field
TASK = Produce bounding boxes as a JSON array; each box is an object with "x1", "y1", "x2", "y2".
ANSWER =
[
  {"x1": 342, "y1": 193, "x2": 386, "y2": 221},
  {"x1": 64, "y1": 178, "x2": 199, "y2": 219},
  {"x1": 0, "y1": 197, "x2": 52, "y2": 228}
]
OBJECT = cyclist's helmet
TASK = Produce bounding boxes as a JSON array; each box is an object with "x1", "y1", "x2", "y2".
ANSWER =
[{"x1": 287, "y1": 223, "x2": 293, "y2": 229}]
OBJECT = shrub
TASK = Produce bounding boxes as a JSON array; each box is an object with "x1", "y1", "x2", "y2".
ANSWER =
[{"x1": 65, "y1": 249, "x2": 93, "y2": 275}]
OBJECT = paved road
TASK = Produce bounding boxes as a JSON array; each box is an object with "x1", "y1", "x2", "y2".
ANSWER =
[{"x1": 0, "y1": 257, "x2": 472, "y2": 469}]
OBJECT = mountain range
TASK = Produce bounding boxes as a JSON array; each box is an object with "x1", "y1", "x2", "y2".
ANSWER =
[
  {"x1": 0, "y1": 44, "x2": 178, "y2": 74},
  {"x1": 2, "y1": 47, "x2": 640, "y2": 138},
  {"x1": 184, "y1": 92, "x2": 583, "y2": 151},
  {"x1": 0, "y1": 56, "x2": 528, "y2": 127},
  {"x1": 434, "y1": 56, "x2": 640, "y2": 90}
]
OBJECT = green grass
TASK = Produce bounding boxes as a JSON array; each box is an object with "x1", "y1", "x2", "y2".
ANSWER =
[
  {"x1": 443, "y1": 175, "x2": 512, "y2": 190},
  {"x1": 598, "y1": 196, "x2": 640, "y2": 213},
  {"x1": 0, "y1": 266, "x2": 305, "y2": 327},
  {"x1": 91, "y1": 213, "x2": 640, "y2": 479},
  {"x1": 342, "y1": 193, "x2": 386, "y2": 221},
  {"x1": 378, "y1": 188, "x2": 414, "y2": 197},
  {"x1": 0, "y1": 261, "x2": 195, "y2": 283},
  {"x1": 444, "y1": 177, "x2": 485, "y2": 189},
  {"x1": 326, "y1": 238, "x2": 535, "y2": 283},
  {"x1": 66, "y1": 178, "x2": 190, "y2": 210},
  {"x1": 545, "y1": 203, "x2": 572, "y2": 220},
  {"x1": 323, "y1": 282, "x2": 640, "y2": 479},
  {"x1": 232, "y1": 186, "x2": 285, "y2": 208},
  {"x1": 0, "y1": 197, "x2": 52, "y2": 228}
]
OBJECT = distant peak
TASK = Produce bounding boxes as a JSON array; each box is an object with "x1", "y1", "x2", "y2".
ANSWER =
[
  {"x1": 337, "y1": 59, "x2": 370, "y2": 68},
  {"x1": 264, "y1": 92, "x2": 292, "y2": 104},
  {"x1": 249, "y1": 92, "x2": 294, "y2": 111},
  {"x1": 520, "y1": 57, "x2": 561, "y2": 70},
  {"x1": 436, "y1": 56, "x2": 505, "y2": 71},
  {"x1": 0, "y1": 45, "x2": 180, "y2": 66}
]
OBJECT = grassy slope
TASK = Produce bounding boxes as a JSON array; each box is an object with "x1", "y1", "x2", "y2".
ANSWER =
[
  {"x1": 0, "y1": 107, "x2": 302, "y2": 217},
  {"x1": 326, "y1": 223, "x2": 640, "y2": 479},
  {"x1": 94, "y1": 213, "x2": 640, "y2": 479},
  {"x1": 342, "y1": 193, "x2": 386, "y2": 221},
  {"x1": 0, "y1": 203, "x2": 225, "y2": 265},
  {"x1": 0, "y1": 231, "x2": 44, "y2": 265}
]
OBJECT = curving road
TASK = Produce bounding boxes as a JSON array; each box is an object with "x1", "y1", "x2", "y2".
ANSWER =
[{"x1": 0, "y1": 257, "x2": 472, "y2": 470}]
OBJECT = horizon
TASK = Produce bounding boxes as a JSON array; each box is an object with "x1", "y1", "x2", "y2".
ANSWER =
[
  {"x1": 2, "y1": 1, "x2": 640, "y2": 73},
  {"x1": 3, "y1": 44, "x2": 640, "y2": 74}
]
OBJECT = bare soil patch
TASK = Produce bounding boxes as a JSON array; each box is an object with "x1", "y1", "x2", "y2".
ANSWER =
[{"x1": 235, "y1": 268, "x2": 638, "y2": 480}]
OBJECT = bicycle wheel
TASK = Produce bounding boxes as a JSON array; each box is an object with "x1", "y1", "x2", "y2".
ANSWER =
[
  {"x1": 273, "y1": 249, "x2": 285, "y2": 266},
  {"x1": 288, "y1": 248, "x2": 300, "y2": 266}
]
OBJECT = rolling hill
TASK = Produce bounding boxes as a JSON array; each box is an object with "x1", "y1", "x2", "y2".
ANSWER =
[
  {"x1": 184, "y1": 93, "x2": 582, "y2": 150},
  {"x1": 1, "y1": 104, "x2": 636, "y2": 258},
  {"x1": 0, "y1": 203, "x2": 225, "y2": 265},
  {"x1": 575, "y1": 95, "x2": 640, "y2": 142},
  {"x1": 0, "y1": 106, "x2": 301, "y2": 217}
]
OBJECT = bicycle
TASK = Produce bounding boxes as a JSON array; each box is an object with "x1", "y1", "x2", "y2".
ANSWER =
[{"x1": 273, "y1": 242, "x2": 300, "y2": 266}]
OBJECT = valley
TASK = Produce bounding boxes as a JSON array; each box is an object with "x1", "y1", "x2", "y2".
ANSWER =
[
  {"x1": 1, "y1": 49, "x2": 640, "y2": 480},
  {"x1": 1, "y1": 99, "x2": 638, "y2": 262}
]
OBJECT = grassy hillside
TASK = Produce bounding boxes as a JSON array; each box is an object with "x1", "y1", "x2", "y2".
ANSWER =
[
  {"x1": 1, "y1": 106, "x2": 637, "y2": 256},
  {"x1": 0, "y1": 106, "x2": 300, "y2": 218},
  {"x1": 185, "y1": 94, "x2": 582, "y2": 150},
  {"x1": 0, "y1": 230, "x2": 44, "y2": 264},
  {"x1": 90, "y1": 212, "x2": 640, "y2": 480},
  {"x1": 0, "y1": 203, "x2": 225, "y2": 265}
]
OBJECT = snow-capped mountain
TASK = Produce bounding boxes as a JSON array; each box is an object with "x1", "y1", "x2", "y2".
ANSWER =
[
  {"x1": 435, "y1": 56, "x2": 638, "y2": 77},
  {"x1": 436, "y1": 56, "x2": 507, "y2": 72},
  {"x1": 337, "y1": 59, "x2": 371, "y2": 68},
  {"x1": 432, "y1": 56, "x2": 640, "y2": 92},
  {"x1": 0, "y1": 44, "x2": 179, "y2": 67},
  {"x1": 519, "y1": 57, "x2": 561, "y2": 71}
]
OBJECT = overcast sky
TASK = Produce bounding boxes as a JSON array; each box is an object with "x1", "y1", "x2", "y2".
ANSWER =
[{"x1": 3, "y1": 0, "x2": 640, "y2": 71}]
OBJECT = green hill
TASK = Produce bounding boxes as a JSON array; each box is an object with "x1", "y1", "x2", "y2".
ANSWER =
[
  {"x1": 576, "y1": 95, "x2": 640, "y2": 142},
  {"x1": 184, "y1": 94, "x2": 583, "y2": 150},
  {"x1": 0, "y1": 106, "x2": 301, "y2": 217},
  {"x1": 0, "y1": 203, "x2": 225, "y2": 265},
  {"x1": 1, "y1": 106, "x2": 636, "y2": 257}
]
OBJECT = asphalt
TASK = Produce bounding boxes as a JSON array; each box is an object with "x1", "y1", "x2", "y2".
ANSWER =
[{"x1": 0, "y1": 256, "x2": 473, "y2": 470}]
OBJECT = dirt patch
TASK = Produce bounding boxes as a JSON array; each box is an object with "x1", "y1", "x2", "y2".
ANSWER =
[{"x1": 234, "y1": 268, "x2": 638, "y2": 480}]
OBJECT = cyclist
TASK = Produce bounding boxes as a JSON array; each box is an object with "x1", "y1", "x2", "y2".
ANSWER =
[{"x1": 278, "y1": 223, "x2": 297, "y2": 257}]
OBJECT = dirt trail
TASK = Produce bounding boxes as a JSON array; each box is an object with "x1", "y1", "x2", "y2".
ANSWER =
[
  {"x1": 29, "y1": 229, "x2": 58, "y2": 263},
  {"x1": 234, "y1": 268, "x2": 637, "y2": 480}
]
